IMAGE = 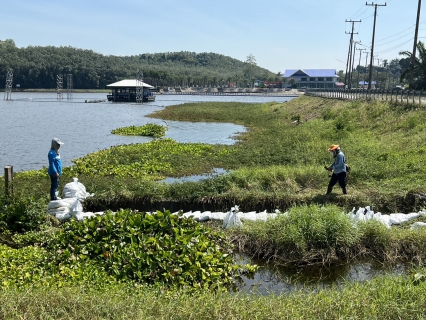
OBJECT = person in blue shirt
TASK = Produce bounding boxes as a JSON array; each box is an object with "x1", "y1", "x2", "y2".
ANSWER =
[
  {"x1": 325, "y1": 144, "x2": 347, "y2": 195},
  {"x1": 48, "y1": 138, "x2": 64, "y2": 200}
]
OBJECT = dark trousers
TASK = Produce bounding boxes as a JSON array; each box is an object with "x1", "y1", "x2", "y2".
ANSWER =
[
  {"x1": 50, "y1": 174, "x2": 59, "y2": 200},
  {"x1": 327, "y1": 172, "x2": 347, "y2": 194}
]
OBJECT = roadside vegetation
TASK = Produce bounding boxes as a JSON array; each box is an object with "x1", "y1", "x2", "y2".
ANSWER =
[{"x1": 1, "y1": 95, "x2": 426, "y2": 318}]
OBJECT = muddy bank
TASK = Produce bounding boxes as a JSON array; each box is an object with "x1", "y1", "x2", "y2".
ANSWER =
[{"x1": 84, "y1": 191, "x2": 425, "y2": 215}]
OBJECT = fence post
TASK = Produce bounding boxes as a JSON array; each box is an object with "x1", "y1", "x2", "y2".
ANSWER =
[{"x1": 4, "y1": 166, "x2": 14, "y2": 198}]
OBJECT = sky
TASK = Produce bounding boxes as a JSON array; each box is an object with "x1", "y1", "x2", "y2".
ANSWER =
[{"x1": 1, "y1": 0, "x2": 424, "y2": 73}]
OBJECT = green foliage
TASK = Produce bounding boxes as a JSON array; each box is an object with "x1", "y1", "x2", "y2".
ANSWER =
[
  {"x1": 0, "y1": 196, "x2": 50, "y2": 233},
  {"x1": 0, "y1": 42, "x2": 275, "y2": 89},
  {"x1": 72, "y1": 138, "x2": 224, "y2": 179},
  {"x1": 111, "y1": 124, "x2": 167, "y2": 137},
  {"x1": 46, "y1": 209, "x2": 253, "y2": 289},
  {"x1": 0, "y1": 244, "x2": 117, "y2": 290}
]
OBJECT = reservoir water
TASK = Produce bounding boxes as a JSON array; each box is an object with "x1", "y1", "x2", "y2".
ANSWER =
[{"x1": 0, "y1": 92, "x2": 293, "y2": 173}]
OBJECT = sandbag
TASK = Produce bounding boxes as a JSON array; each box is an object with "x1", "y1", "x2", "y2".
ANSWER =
[
  {"x1": 62, "y1": 177, "x2": 93, "y2": 199},
  {"x1": 70, "y1": 199, "x2": 83, "y2": 217},
  {"x1": 223, "y1": 206, "x2": 242, "y2": 229},
  {"x1": 47, "y1": 206, "x2": 70, "y2": 216},
  {"x1": 55, "y1": 212, "x2": 72, "y2": 220},
  {"x1": 47, "y1": 199, "x2": 72, "y2": 210},
  {"x1": 411, "y1": 222, "x2": 426, "y2": 229},
  {"x1": 389, "y1": 213, "x2": 420, "y2": 225}
]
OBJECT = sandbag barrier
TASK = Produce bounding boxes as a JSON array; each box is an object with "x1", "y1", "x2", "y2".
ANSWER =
[{"x1": 47, "y1": 180, "x2": 426, "y2": 229}]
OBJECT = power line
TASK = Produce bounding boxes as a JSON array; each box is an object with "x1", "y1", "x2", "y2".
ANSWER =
[
  {"x1": 375, "y1": 38, "x2": 414, "y2": 54},
  {"x1": 375, "y1": 24, "x2": 416, "y2": 43}
]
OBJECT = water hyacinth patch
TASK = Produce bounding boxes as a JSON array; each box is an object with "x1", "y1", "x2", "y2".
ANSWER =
[
  {"x1": 72, "y1": 138, "x2": 227, "y2": 179},
  {"x1": 46, "y1": 209, "x2": 256, "y2": 289},
  {"x1": 111, "y1": 124, "x2": 167, "y2": 137}
]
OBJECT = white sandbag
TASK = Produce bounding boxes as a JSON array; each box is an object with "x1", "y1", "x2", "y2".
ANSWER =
[
  {"x1": 181, "y1": 211, "x2": 195, "y2": 219},
  {"x1": 356, "y1": 209, "x2": 366, "y2": 222},
  {"x1": 223, "y1": 206, "x2": 242, "y2": 229},
  {"x1": 55, "y1": 211, "x2": 72, "y2": 220},
  {"x1": 62, "y1": 177, "x2": 93, "y2": 199},
  {"x1": 365, "y1": 206, "x2": 374, "y2": 220},
  {"x1": 60, "y1": 197, "x2": 79, "y2": 206},
  {"x1": 411, "y1": 222, "x2": 426, "y2": 229},
  {"x1": 373, "y1": 212, "x2": 382, "y2": 220},
  {"x1": 197, "y1": 215, "x2": 210, "y2": 222},
  {"x1": 255, "y1": 210, "x2": 269, "y2": 222},
  {"x1": 47, "y1": 199, "x2": 72, "y2": 210},
  {"x1": 269, "y1": 213, "x2": 278, "y2": 219},
  {"x1": 47, "y1": 206, "x2": 70, "y2": 215},
  {"x1": 406, "y1": 212, "x2": 422, "y2": 220},
  {"x1": 241, "y1": 211, "x2": 257, "y2": 221},
  {"x1": 208, "y1": 212, "x2": 227, "y2": 220},
  {"x1": 378, "y1": 214, "x2": 392, "y2": 228},
  {"x1": 73, "y1": 211, "x2": 96, "y2": 221},
  {"x1": 389, "y1": 213, "x2": 420, "y2": 225},
  {"x1": 223, "y1": 211, "x2": 242, "y2": 228},
  {"x1": 69, "y1": 199, "x2": 83, "y2": 217}
]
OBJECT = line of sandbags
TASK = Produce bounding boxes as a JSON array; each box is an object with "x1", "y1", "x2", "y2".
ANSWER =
[{"x1": 347, "y1": 206, "x2": 426, "y2": 228}]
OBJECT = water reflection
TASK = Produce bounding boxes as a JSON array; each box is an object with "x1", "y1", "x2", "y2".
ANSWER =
[{"x1": 236, "y1": 255, "x2": 407, "y2": 295}]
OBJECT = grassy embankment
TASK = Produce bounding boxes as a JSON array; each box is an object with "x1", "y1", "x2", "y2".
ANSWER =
[{"x1": 1, "y1": 96, "x2": 426, "y2": 318}]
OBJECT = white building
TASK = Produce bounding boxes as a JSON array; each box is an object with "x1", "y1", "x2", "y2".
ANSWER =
[{"x1": 283, "y1": 69, "x2": 339, "y2": 89}]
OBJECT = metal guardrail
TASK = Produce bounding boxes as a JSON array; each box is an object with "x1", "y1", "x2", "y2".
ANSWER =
[{"x1": 305, "y1": 88, "x2": 426, "y2": 105}]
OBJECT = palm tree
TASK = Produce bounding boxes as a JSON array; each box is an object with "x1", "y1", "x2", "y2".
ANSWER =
[{"x1": 399, "y1": 41, "x2": 426, "y2": 89}]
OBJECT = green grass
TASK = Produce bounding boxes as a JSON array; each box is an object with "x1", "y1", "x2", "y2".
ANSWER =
[
  {"x1": 229, "y1": 204, "x2": 426, "y2": 266},
  {"x1": 1, "y1": 273, "x2": 426, "y2": 319}
]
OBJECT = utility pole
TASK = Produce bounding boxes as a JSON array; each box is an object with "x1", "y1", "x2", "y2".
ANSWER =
[
  {"x1": 410, "y1": 0, "x2": 422, "y2": 88},
  {"x1": 356, "y1": 48, "x2": 364, "y2": 88},
  {"x1": 345, "y1": 20, "x2": 361, "y2": 88},
  {"x1": 376, "y1": 57, "x2": 381, "y2": 88},
  {"x1": 350, "y1": 42, "x2": 361, "y2": 88},
  {"x1": 366, "y1": 2, "x2": 386, "y2": 90},
  {"x1": 363, "y1": 50, "x2": 370, "y2": 88}
]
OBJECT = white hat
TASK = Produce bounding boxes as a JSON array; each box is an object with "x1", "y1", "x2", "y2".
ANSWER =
[{"x1": 52, "y1": 137, "x2": 64, "y2": 145}]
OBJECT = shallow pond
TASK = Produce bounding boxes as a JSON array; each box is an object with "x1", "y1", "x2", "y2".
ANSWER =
[{"x1": 237, "y1": 255, "x2": 407, "y2": 294}]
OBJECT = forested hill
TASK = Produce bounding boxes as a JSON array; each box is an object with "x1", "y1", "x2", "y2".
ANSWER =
[{"x1": 0, "y1": 39, "x2": 278, "y2": 89}]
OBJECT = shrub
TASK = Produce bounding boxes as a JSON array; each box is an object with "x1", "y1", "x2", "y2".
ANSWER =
[{"x1": 0, "y1": 196, "x2": 50, "y2": 233}]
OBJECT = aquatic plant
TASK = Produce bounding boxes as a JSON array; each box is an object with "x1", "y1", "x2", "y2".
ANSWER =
[{"x1": 111, "y1": 123, "x2": 167, "y2": 137}]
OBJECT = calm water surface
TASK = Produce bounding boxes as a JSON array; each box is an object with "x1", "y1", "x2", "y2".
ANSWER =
[{"x1": 0, "y1": 92, "x2": 293, "y2": 173}]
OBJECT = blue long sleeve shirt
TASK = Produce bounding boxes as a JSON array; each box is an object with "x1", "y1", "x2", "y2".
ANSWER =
[
  {"x1": 48, "y1": 149, "x2": 62, "y2": 176},
  {"x1": 329, "y1": 151, "x2": 346, "y2": 174}
]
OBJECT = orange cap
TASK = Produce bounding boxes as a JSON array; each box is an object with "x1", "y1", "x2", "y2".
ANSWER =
[{"x1": 328, "y1": 144, "x2": 339, "y2": 151}]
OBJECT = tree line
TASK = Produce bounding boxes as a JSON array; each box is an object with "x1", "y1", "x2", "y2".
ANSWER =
[{"x1": 0, "y1": 39, "x2": 282, "y2": 89}]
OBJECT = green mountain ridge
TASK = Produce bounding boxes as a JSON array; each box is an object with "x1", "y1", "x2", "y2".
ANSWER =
[{"x1": 0, "y1": 39, "x2": 278, "y2": 89}]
